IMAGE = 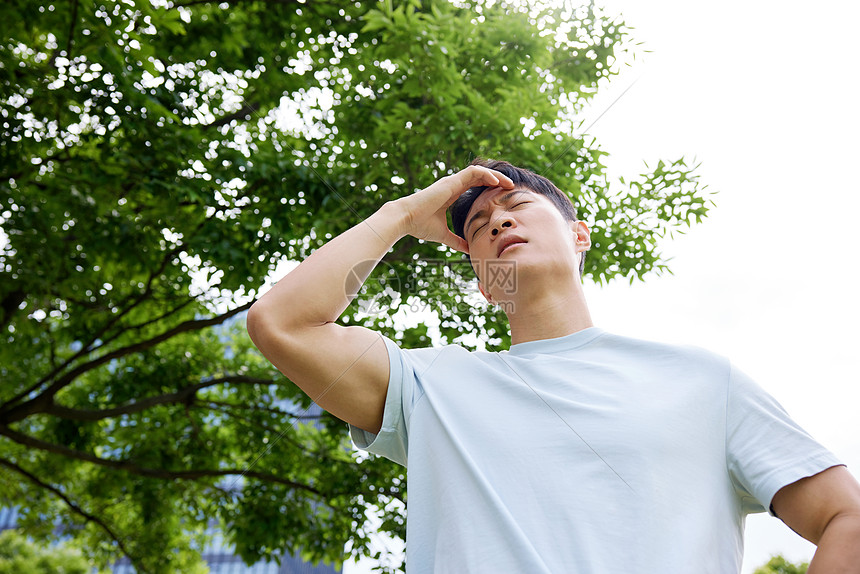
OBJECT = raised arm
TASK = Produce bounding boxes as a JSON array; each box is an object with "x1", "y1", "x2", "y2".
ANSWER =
[{"x1": 246, "y1": 166, "x2": 513, "y2": 433}]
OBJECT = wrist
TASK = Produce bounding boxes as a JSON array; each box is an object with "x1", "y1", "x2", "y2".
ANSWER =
[{"x1": 378, "y1": 199, "x2": 412, "y2": 241}]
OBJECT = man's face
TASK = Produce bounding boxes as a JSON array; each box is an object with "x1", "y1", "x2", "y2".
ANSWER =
[{"x1": 463, "y1": 186, "x2": 588, "y2": 303}]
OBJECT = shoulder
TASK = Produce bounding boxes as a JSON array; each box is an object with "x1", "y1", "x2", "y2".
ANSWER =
[
  {"x1": 387, "y1": 336, "x2": 494, "y2": 370},
  {"x1": 596, "y1": 331, "x2": 730, "y2": 370}
]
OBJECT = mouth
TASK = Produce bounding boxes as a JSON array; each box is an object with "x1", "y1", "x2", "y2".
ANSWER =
[{"x1": 498, "y1": 240, "x2": 527, "y2": 257}]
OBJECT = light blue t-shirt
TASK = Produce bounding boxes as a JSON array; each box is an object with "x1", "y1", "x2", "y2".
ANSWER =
[{"x1": 350, "y1": 328, "x2": 840, "y2": 573}]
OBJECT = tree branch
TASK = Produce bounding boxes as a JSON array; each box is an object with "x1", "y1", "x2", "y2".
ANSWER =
[
  {"x1": 63, "y1": 244, "x2": 189, "y2": 363},
  {"x1": 45, "y1": 375, "x2": 277, "y2": 421},
  {"x1": 202, "y1": 401, "x2": 296, "y2": 438},
  {"x1": 0, "y1": 301, "x2": 254, "y2": 424},
  {"x1": 0, "y1": 425, "x2": 322, "y2": 496},
  {"x1": 202, "y1": 398, "x2": 323, "y2": 420},
  {"x1": 197, "y1": 401, "x2": 363, "y2": 475},
  {"x1": 119, "y1": 298, "x2": 195, "y2": 335},
  {"x1": 0, "y1": 456, "x2": 133, "y2": 558},
  {"x1": 66, "y1": 0, "x2": 79, "y2": 56},
  {"x1": 1, "y1": 245, "x2": 188, "y2": 414},
  {"x1": 64, "y1": 296, "x2": 196, "y2": 379},
  {"x1": 79, "y1": 244, "x2": 188, "y2": 350}
]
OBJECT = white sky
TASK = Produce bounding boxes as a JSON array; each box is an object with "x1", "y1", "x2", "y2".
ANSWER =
[
  {"x1": 579, "y1": 0, "x2": 860, "y2": 570},
  {"x1": 348, "y1": 0, "x2": 860, "y2": 572}
]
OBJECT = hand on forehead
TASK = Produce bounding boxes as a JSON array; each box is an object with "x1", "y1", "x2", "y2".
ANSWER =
[{"x1": 466, "y1": 186, "x2": 536, "y2": 230}]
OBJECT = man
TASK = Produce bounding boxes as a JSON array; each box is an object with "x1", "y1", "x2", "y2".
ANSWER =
[{"x1": 247, "y1": 160, "x2": 860, "y2": 572}]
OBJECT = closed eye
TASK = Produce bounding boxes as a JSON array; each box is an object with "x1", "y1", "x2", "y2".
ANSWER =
[{"x1": 470, "y1": 202, "x2": 530, "y2": 240}]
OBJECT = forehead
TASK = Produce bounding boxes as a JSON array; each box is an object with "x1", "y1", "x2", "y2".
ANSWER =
[{"x1": 466, "y1": 186, "x2": 544, "y2": 220}]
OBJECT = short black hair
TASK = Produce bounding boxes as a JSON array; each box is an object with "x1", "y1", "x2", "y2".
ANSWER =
[{"x1": 448, "y1": 158, "x2": 585, "y2": 276}]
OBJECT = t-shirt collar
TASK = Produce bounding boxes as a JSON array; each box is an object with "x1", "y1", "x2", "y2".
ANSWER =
[{"x1": 504, "y1": 327, "x2": 605, "y2": 357}]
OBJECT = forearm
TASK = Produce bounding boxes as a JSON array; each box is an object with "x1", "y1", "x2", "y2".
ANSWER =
[
  {"x1": 807, "y1": 513, "x2": 860, "y2": 573},
  {"x1": 250, "y1": 200, "x2": 408, "y2": 330}
]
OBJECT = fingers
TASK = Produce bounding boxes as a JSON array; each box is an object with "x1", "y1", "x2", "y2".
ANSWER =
[
  {"x1": 461, "y1": 165, "x2": 515, "y2": 190},
  {"x1": 490, "y1": 169, "x2": 515, "y2": 189}
]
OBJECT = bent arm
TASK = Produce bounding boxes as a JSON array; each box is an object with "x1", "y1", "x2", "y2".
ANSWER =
[
  {"x1": 247, "y1": 201, "x2": 408, "y2": 433},
  {"x1": 246, "y1": 166, "x2": 512, "y2": 433},
  {"x1": 771, "y1": 465, "x2": 860, "y2": 573}
]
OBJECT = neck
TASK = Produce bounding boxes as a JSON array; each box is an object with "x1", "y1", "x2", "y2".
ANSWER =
[{"x1": 502, "y1": 275, "x2": 594, "y2": 346}]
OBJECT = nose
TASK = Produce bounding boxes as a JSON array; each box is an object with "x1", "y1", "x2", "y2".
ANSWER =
[{"x1": 490, "y1": 216, "x2": 514, "y2": 236}]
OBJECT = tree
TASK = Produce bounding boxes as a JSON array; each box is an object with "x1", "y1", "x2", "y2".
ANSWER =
[
  {"x1": 753, "y1": 555, "x2": 810, "y2": 574},
  {"x1": 0, "y1": 0, "x2": 711, "y2": 572},
  {"x1": 0, "y1": 530, "x2": 96, "y2": 574}
]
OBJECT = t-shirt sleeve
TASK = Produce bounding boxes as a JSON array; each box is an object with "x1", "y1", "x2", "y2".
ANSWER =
[
  {"x1": 725, "y1": 363, "x2": 843, "y2": 515},
  {"x1": 348, "y1": 335, "x2": 423, "y2": 467}
]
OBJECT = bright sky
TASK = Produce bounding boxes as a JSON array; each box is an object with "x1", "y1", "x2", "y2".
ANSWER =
[
  {"x1": 578, "y1": 0, "x2": 860, "y2": 570},
  {"x1": 347, "y1": 0, "x2": 860, "y2": 572}
]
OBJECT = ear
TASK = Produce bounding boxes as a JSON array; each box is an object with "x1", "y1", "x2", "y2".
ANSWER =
[
  {"x1": 478, "y1": 282, "x2": 495, "y2": 305},
  {"x1": 570, "y1": 220, "x2": 591, "y2": 253},
  {"x1": 570, "y1": 220, "x2": 591, "y2": 272}
]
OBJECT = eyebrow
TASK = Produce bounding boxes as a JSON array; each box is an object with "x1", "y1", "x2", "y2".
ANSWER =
[{"x1": 465, "y1": 190, "x2": 534, "y2": 237}]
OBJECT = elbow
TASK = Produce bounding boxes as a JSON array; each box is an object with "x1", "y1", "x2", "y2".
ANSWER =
[
  {"x1": 819, "y1": 509, "x2": 860, "y2": 545},
  {"x1": 246, "y1": 296, "x2": 312, "y2": 350},
  {"x1": 245, "y1": 300, "x2": 270, "y2": 348}
]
